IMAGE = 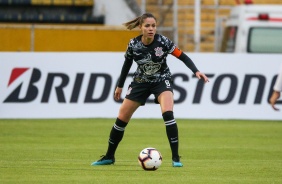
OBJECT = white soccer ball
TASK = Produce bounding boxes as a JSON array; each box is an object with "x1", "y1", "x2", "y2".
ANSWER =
[{"x1": 138, "y1": 147, "x2": 162, "y2": 171}]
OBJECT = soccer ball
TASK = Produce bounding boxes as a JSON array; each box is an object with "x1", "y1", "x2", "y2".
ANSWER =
[{"x1": 138, "y1": 147, "x2": 162, "y2": 171}]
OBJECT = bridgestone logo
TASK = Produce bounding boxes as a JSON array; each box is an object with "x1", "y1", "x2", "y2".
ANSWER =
[{"x1": 4, "y1": 68, "x2": 278, "y2": 105}]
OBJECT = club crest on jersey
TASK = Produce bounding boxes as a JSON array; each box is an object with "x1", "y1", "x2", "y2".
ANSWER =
[
  {"x1": 126, "y1": 87, "x2": 132, "y2": 95},
  {"x1": 154, "y1": 47, "x2": 164, "y2": 57}
]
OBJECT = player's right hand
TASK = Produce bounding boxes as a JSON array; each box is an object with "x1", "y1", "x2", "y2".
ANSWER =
[{"x1": 114, "y1": 87, "x2": 123, "y2": 101}]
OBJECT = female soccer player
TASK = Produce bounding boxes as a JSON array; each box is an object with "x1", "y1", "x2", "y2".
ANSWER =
[{"x1": 92, "y1": 13, "x2": 209, "y2": 167}]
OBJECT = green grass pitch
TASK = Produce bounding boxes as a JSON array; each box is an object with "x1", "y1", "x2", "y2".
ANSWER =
[{"x1": 0, "y1": 118, "x2": 281, "y2": 183}]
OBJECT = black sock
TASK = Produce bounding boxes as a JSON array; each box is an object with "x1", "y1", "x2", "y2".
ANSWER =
[
  {"x1": 162, "y1": 111, "x2": 179, "y2": 159},
  {"x1": 105, "y1": 118, "x2": 128, "y2": 158}
]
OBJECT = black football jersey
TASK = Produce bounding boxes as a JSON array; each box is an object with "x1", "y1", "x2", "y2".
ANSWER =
[{"x1": 124, "y1": 34, "x2": 176, "y2": 83}]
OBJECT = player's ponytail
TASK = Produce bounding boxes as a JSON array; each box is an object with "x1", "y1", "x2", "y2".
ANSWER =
[
  {"x1": 123, "y1": 16, "x2": 141, "y2": 30},
  {"x1": 123, "y1": 13, "x2": 157, "y2": 30}
]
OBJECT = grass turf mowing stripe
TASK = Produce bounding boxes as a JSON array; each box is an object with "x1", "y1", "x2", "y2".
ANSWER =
[{"x1": 0, "y1": 119, "x2": 281, "y2": 183}]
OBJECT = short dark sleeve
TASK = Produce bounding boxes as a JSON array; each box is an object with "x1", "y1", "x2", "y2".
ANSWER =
[
  {"x1": 124, "y1": 39, "x2": 134, "y2": 60},
  {"x1": 160, "y1": 35, "x2": 176, "y2": 54}
]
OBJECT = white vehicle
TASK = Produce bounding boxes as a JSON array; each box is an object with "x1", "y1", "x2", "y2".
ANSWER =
[{"x1": 220, "y1": 4, "x2": 282, "y2": 53}]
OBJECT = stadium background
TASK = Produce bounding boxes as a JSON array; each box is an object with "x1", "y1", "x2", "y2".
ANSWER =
[{"x1": 1, "y1": 0, "x2": 281, "y2": 52}]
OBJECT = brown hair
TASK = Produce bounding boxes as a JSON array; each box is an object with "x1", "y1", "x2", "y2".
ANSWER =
[{"x1": 123, "y1": 13, "x2": 157, "y2": 30}]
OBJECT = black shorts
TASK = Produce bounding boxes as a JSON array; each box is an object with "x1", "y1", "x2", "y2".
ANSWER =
[{"x1": 125, "y1": 79, "x2": 173, "y2": 105}]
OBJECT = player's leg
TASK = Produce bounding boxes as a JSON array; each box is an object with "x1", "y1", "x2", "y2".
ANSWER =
[
  {"x1": 92, "y1": 82, "x2": 149, "y2": 166},
  {"x1": 106, "y1": 99, "x2": 140, "y2": 158},
  {"x1": 91, "y1": 99, "x2": 140, "y2": 166},
  {"x1": 154, "y1": 79, "x2": 183, "y2": 167},
  {"x1": 158, "y1": 91, "x2": 183, "y2": 167}
]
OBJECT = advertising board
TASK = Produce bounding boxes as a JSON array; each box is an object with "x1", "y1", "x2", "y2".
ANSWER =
[{"x1": 0, "y1": 52, "x2": 281, "y2": 120}]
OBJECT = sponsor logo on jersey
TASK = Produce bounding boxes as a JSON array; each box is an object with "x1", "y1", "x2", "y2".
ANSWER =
[{"x1": 143, "y1": 61, "x2": 161, "y2": 75}]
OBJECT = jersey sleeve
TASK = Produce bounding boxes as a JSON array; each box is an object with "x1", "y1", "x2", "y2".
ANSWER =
[
  {"x1": 124, "y1": 39, "x2": 134, "y2": 60},
  {"x1": 160, "y1": 35, "x2": 176, "y2": 54},
  {"x1": 117, "y1": 58, "x2": 133, "y2": 88},
  {"x1": 159, "y1": 35, "x2": 199, "y2": 74},
  {"x1": 118, "y1": 39, "x2": 134, "y2": 88},
  {"x1": 171, "y1": 47, "x2": 182, "y2": 57}
]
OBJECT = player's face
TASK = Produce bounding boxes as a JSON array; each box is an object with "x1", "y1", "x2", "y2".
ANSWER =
[{"x1": 140, "y1": 17, "x2": 156, "y2": 39}]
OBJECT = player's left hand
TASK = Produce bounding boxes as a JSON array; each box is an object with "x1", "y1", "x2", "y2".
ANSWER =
[{"x1": 195, "y1": 71, "x2": 209, "y2": 83}]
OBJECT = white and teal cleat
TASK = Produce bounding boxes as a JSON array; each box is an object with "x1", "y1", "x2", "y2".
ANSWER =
[{"x1": 91, "y1": 155, "x2": 115, "y2": 166}]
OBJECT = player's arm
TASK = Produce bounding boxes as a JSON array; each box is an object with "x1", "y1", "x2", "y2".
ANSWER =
[
  {"x1": 117, "y1": 58, "x2": 133, "y2": 88},
  {"x1": 114, "y1": 58, "x2": 133, "y2": 101},
  {"x1": 171, "y1": 47, "x2": 198, "y2": 73},
  {"x1": 171, "y1": 48, "x2": 209, "y2": 82}
]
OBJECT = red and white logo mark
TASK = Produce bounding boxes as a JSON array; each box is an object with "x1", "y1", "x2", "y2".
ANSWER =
[{"x1": 8, "y1": 68, "x2": 29, "y2": 86}]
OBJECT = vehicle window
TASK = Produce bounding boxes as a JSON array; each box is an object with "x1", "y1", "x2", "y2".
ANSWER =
[
  {"x1": 220, "y1": 26, "x2": 237, "y2": 53},
  {"x1": 248, "y1": 28, "x2": 282, "y2": 53}
]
